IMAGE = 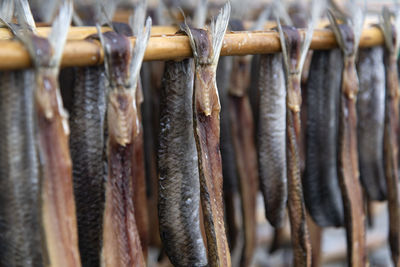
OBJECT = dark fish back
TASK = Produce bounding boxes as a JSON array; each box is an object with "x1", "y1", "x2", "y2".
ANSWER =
[
  {"x1": 158, "y1": 59, "x2": 207, "y2": 267},
  {"x1": 69, "y1": 66, "x2": 107, "y2": 267},
  {"x1": 0, "y1": 70, "x2": 43, "y2": 266},
  {"x1": 304, "y1": 49, "x2": 344, "y2": 227}
]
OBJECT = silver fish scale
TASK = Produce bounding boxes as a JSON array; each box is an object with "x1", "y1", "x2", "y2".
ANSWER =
[
  {"x1": 257, "y1": 53, "x2": 287, "y2": 228},
  {"x1": 0, "y1": 70, "x2": 43, "y2": 266},
  {"x1": 356, "y1": 47, "x2": 386, "y2": 201},
  {"x1": 158, "y1": 59, "x2": 207, "y2": 267},
  {"x1": 69, "y1": 66, "x2": 107, "y2": 267}
]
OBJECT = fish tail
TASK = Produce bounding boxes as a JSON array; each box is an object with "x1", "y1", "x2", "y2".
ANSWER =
[
  {"x1": 327, "y1": 2, "x2": 364, "y2": 55},
  {"x1": 0, "y1": 0, "x2": 14, "y2": 24},
  {"x1": 129, "y1": 15, "x2": 152, "y2": 88},
  {"x1": 210, "y1": 2, "x2": 230, "y2": 66},
  {"x1": 48, "y1": 0, "x2": 73, "y2": 67},
  {"x1": 130, "y1": 0, "x2": 147, "y2": 36}
]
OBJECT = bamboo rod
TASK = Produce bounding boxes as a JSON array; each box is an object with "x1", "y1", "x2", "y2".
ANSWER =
[
  {"x1": 0, "y1": 26, "x2": 181, "y2": 40},
  {"x1": 0, "y1": 27, "x2": 384, "y2": 70}
]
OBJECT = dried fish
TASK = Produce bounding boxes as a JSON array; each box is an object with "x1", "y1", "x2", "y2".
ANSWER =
[
  {"x1": 181, "y1": 3, "x2": 231, "y2": 266},
  {"x1": 158, "y1": 59, "x2": 207, "y2": 267},
  {"x1": 10, "y1": 0, "x2": 81, "y2": 266},
  {"x1": 356, "y1": 46, "x2": 386, "y2": 201},
  {"x1": 229, "y1": 55, "x2": 259, "y2": 267},
  {"x1": 277, "y1": 0, "x2": 323, "y2": 262},
  {"x1": 303, "y1": 49, "x2": 344, "y2": 227},
  {"x1": 328, "y1": 6, "x2": 366, "y2": 266},
  {"x1": 0, "y1": 70, "x2": 44, "y2": 267},
  {"x1": 257, "y1": 53, "x2": 287, "y2": 228},
  {"x1": 278, "y1": 24, "x2": 312, "y2": 267},
  {"x1": 69, "y1": 65, "x2": 106, "y2": 266},
  {"x1": 380, "y1": 7, "x2": 400, "y2": 266},
  {"x1": 99, "y1": 13, "x2": 152, "y2": 266},
  {"x1": 217, "y1": 55, "x2": 239, "y2": 250}
]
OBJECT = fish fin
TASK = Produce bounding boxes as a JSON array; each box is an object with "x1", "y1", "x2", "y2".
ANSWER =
[
  {"x1": 210, "y1": 2, "x2": 230, "y2": 66},
  {"x1": 14, "y1": 0, "x2": 36, "y2": 32},
  {"x1": 129, "y1": 16, "x2": 152, "y2": 89},
  {"x1": 276, "y1": 19, "x2": 289, "y2": 74},
  {"x1": 48, "y1": 0, "x2": 73, "y2": 68},
  {"x1": 0, "y1": 0, "x2": 14, "y2": 25},
  {"x1": 96, "y1": 23, "x2": 113, "y2": 84},
  {"x1": 328, "y1": 2, "x2": 365, "y2": 55},
  {"x1": 299, "y1": 0, "x2": 325, "y2": 70},
  {"x1": 381, "y1": 5, "x2": 400, "y2": 55},
  {"x1": 94, "y1": 0, "x2": 117, "y2": 28},
  {"x1": 130, "y1": 0, "x2": 147, "y2": 36},
  {"x1": 193, "y1": 0, "x2": 208, "y2": 28},
  {"x1": 273, "y1": 0, "x2": 292, "y2": 26}
]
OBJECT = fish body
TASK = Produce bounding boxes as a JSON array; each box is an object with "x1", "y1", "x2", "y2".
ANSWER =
[
  {"x1": 257, "y1": 53, "x2": 287, "y2": 228},
  {"x1": 217, "y1": 55, "x2": 239, "y2": 250},
  {"x1": 304, "y1": 49, "x2": 344, "y2": 227},
  {"x1": 69, "y1": 65, "x2": 107, "y2": 267},
  {"x1": 12, "y1": 1, "x2": 82, "y2": 266},
  {"x1": 181, "y1": 4, "x2": 231, "y2": 266},
  {"x1": 380, "y1": 9, "x2": 400, "y2": 265},
  {"x1": 228, "y1": 55, "x2": 259, "y2": 267},
  {"x1": 0, "y1": 70, "x2": 43, "y2": 266},
  {"x1": 99, "y1": 31, "x2": 146, "y2": 267},
  {"x1": 356, "y1": 47, "x2": 386, "y2": 201},
  {"x1": 328, "y1": 10, "x2": 367, "y2": 266},
  {"x1": 100, "y1": 8, "x2": 152, "y2": 264},
  {"x1": 158, "y1": 59, "x2": 207, "y2": 267}
]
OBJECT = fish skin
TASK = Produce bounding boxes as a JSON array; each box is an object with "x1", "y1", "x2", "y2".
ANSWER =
[
  {"x1": 228, "y1": 55, "x2": 259, "y2": 267},
  {"x1": 11, "y1": 1, "x2": 81, "y2": 266},
  {"x1": 338, "y1": 55, "x2": 367, "y2": 267},
  {"x1": 69, "y1": 65, "x2": 107, "y2": 267},
  {"x1": 0, "y1": 70, "x2": 44, "y2": 267},
  {"x1": 356, "y1": 47, "x2": 386, "y2": 201},
  {"x1": 380, "y1": 15, "x2": 400, "y2": 264},
  {"x1": 158, "y1": 59, "x2": 208, "y2": 267},
  {"x1": 217, "y1": 55, "x2": 239, "y2": 250},
  {"x1": 181, "y1": 4, "x2": 231, "y2": 266},
  {"x1": 328, "y1": 11, "x2": 367, "y2": 265},
  {"x1": 278, "y1": 25, "x2": 312, "y2": 267},
  {"x1": 100, "y1": 31, "x2": 146, "y2": 267},
  {"x1": 384, "y1": 51, "x2": 400, "y2": 267},
  {"x1": 36, "y1": 68, "x2": 82, "y2": 267},
  {"x1": 304, "y1": 49, "x2": 344, "y2": 227},
  {"x1": 132, "y1": 79, "x2": 150, "y2": 259},
  {"x1": 257, "y1": 53, "x2": 287, "y2": 228}
]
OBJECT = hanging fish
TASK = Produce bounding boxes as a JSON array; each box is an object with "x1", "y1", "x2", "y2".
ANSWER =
[
  {"x1": 356, "y1": 46, "x2": 386, "y2": 201},
  {"x1": 0, "y1": 70, "x2": 43, "y2": 266},
  {"x1": 217, "y1": 55, "x2": 240, "y2": 251},
  {"x1": 158, "y1": 58, "x2": 208, "y2": 267},
  {"x1": 69, "y1": 63, "x2": 107, "y2": 266},
  {"x1": 328, "y1": 5, "x2": 366, "y2": 266},
  {"x1": 7, "y1": 0, "x2": 81, "y2": 266},
  {"x1": 276, "y1": 0, "x2": 322, "y2": 264},
  {"x1": 380, "y1": 7, "x2": 400, "y2": 266},
  {"x1": 257, "y1": 52, "x2": 287, "y2": 228},
  {"x1": 98, "y1": 11, "x2": 152, "y2": 267},
  {"x1": 303, "y1": 49, "x2": 344, "y2": 227},
  {"x1": 0, "y1": 2, "x2": 44, "y2": 266},
  {"x1": 228, "y1": 54, "x2": 259, "y2": 267},
  {"x1": 181, "y1": 3, "x2": 231, "y2": 266}
]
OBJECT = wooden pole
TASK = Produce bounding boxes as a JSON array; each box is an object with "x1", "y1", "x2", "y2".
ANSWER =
[{"x1": 0, "y1": 27, "x2": 384, "y2": 70}]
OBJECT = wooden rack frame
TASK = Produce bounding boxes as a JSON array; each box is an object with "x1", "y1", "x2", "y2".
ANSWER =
[{"x1": 0, "y1": 26, "x2": 383, "y2": 70}]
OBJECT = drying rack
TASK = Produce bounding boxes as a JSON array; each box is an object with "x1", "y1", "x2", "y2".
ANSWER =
[{"x1": 0, "y1": 24, "x2": 384, "y2": 70}]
